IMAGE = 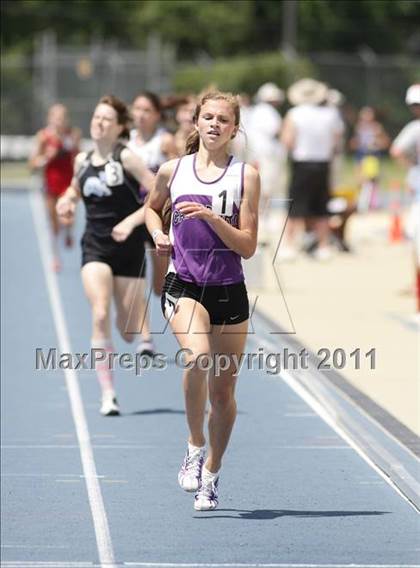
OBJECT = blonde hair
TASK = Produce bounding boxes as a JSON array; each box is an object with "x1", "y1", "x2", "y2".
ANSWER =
[{"x1": 185, "y1": 90, "x2": 240, "y2": 155}]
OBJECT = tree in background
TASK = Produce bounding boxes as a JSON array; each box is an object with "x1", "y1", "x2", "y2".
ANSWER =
[
  {"x1": 2, "y1": 0, "x2": 419, "y2": 135},
  {"x1": 2, "y1": 0, "x2": 420, "y2": 58}
]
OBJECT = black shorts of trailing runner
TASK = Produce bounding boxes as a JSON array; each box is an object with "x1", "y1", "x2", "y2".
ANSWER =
[
  {"x1": 288, "y1": 161, "x2": 330, "y2": 218},
  {"x1": 161, "y1": 272, "x2": 249, "y2": 325},
  {"x1": 81, "y1": 225, "x2": 146, "y2": 278}
]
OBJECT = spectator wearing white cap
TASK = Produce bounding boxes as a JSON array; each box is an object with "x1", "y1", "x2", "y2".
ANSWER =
[
  {"x1": 391, "y1": 84, "x2": 420, "y2": 182},
  {"x1": 391, "y1": 84, "x2": 420, "y2": 313},
  {"x1": 280, "y1": 78, "x2": 344, "y2": 261},
  {"x1": 247, "y1": 82, "x2": 285, "y2": 218}
]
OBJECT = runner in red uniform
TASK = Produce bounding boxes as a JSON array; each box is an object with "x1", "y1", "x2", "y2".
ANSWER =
[{"x1": 29, "y1": 104, "x2": 81, "y2": 271}]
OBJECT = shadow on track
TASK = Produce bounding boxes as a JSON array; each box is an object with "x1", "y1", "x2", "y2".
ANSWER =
[
  {"x1": 194, "y1": 508, "x2": 391, "y2": 520},
  {"x1": 126, "y1": 407, "x2": 247, "y2": 416},
  {"x1": 128, "y1": 407, "x2": 186, "y2": 416}
]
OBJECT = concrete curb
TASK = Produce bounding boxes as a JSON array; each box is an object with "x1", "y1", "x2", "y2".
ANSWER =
[{"x1": 252, "y1": 309, "x2": 420, "y2": 512}]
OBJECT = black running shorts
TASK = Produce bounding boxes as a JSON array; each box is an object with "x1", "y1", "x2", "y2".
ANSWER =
[
  {"x1": 81, "y1": 226, "x2": 146, "y2": 278},
  {"x1": 161, "y1": 272, "x2": 249, "y2": 325}
]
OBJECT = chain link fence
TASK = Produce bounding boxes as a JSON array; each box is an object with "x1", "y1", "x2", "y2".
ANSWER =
[
  {"x1": 2, "y1": 32, "x2": 175, "y2": 138},
  {"x1": 2, "y1": 32, "x2": 419, "y2": 142},
  {"x1": 309, "y1": 51, "x2": 419, "y2": 137}
]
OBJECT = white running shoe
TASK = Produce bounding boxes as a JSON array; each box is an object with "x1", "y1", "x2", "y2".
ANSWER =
[
  {"x1": 313, "y1": 246, "x2": 334, "y2": 262},
  {"x1": 194, "y1": 474, "x2": 219, "y2": 511},
  {"x1": 136, "y1": 339, "x2": 156, "y2": 358},
  {"x1": 277, "y1": 246, "x2": 297, "y2": 262},
  {"x1": 100, "y1": 392, "x2": 120, "y2": 416},
  {"x1": 178, "y1": 445, "x2": 205, "y2": 492}
]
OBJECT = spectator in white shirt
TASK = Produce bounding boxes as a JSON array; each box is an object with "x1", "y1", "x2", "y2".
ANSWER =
[
  {"x1": 280, "y1": 79, "x2": 343, "y2": 261},
  {"x1": 248, "y1": 83, "x2": 285, "y2": 216},
  {"x1": 391, "y1": 84, "x2": 420, "y2": 313},
  {"x1": 391, "y1": 84, "x2": 420, "y2": 198}
]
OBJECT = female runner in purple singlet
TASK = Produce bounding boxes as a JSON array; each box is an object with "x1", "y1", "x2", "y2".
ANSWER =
[{"x1": 146, "y1": 91, "x2": 260, "y2": 511}]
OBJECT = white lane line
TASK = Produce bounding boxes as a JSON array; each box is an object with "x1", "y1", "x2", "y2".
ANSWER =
[
  {"x1": 1, "y1": 444, "x2": 153, "y2": 449},
  {"x1": 30, "y1": 187, "x2": 116, "y2": 568},
  {"x1": 123, "y1": 563, "x2": 420, "y2": 567},
  {"x1": 0, "y1": 474, "x2": 106, "y2": 478},
  {"x1": 2, "y1": 445, "x2": 83, "y2": 449},
  {"x1": 284, "y1": 413, "x2": 317, "y2": 417},
  {"x1": 54, "y1": 434, "x2": 76, "y2": 438},
  {"x1": 1, "y1": 545, "x2": 69, "y2": 549},
  {"x1": 272, "y1": 446, "x2": 351, "y2": 450},
  {"x1": 91, "y1": 434, "x2": 116, "y2": 438},
  {"x1": 1, "y1": 473, "x2": 52, "y2": 477},
  {"x1": 359, "y1": 481, "x2": 386, "y2": 485},
  {"x1": 2, "y1": 444, "x2": 350, "y2": 450},
  {"x1": 1, "y1": 564, "x2": 94, "y2": 567},
  {"x1": 2, "y1": 564, "x2": 420, "y2": 568}
]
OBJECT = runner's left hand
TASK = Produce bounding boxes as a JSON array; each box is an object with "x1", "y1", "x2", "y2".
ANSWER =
[
  {"x1": 175, "y1": 201, "x2": 216, "y2": 222},
  {"x1": 111, "y1": 218, "x2": 135, "y2": 242}
]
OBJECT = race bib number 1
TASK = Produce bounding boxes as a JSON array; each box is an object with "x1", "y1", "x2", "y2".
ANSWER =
[
  {"x1": 104, "y1": 161, "x2": 124, "y2": 187},
  {"x1": 212, "y1": 188, "x2": 233, "y2": 216}
]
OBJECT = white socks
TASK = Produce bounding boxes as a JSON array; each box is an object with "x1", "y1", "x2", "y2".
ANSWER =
[
  {"x1": 188, "y1": 442, "x2": 205, "y2": 455},
  {"x1": 133, "y1": 334, "x2": 155, "y2": 354},
  {"x1": 187, "y1": 444, "x2": 219, "y2": 482},
  {"x1": 91, "y1": 338, "x2": 114, "y2": 394},
  {"x1": 202, "y1": 465, "x2": 219, "y2": 484}
]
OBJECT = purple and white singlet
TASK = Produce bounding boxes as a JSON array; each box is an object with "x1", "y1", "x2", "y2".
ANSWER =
[{"x1": 168, "y1": 153, "x2": 245, "y2": 286}]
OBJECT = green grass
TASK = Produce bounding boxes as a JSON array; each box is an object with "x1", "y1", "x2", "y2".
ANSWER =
[
  {"x1": 0, "y1": 157, "x2": 407, "y2": 189},
  {"x1": 1, "y1": 161, "x2": 31, "y2": 181},
  {"x1": 338, "y1": 156, "x2": 406, "y2": 191}
]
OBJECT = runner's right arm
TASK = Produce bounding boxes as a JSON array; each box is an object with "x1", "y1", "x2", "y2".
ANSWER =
[
  {"x1": 145, "y1": 159, "x2": 176, "y2": 256},
  {"x1": 28, "y1": 131, "x2": 48, "y2": 171},
  {"x1": 56, "y1": 152, "x2": 85, "y2": 225}
]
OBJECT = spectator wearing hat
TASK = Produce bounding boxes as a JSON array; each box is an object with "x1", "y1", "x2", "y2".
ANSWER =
[
  {"x1": 391, "y1": 84, "x2": 420, "y2": 313},
  {"x1": 391, "y1": 84, "x2": 420, "y2": 186},
  {"x1": 248, "y1": 82, "x2": 285, "y2": 218},
  {"x1": 280, "y1": 78, "x2": 344, "y2": 261}
]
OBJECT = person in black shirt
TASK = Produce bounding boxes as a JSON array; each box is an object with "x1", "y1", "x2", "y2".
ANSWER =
[{"x1": 57, "y1": 95, "x2": 155, "y2": 416}]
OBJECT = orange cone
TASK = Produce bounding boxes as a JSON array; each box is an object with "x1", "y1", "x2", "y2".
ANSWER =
[
  {"x1": 389, "y1": 180, "x2": 404, "y2": 243},
  {"x1": 389, "y1": 212, "x2": 403, "y2": 243}
]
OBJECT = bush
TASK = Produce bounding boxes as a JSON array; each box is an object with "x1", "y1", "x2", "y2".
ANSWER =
[{"x1": 174, "y1": 51, "x2": 316, "y2": 95}]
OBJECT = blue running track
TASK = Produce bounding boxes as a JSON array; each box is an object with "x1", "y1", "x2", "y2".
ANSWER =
[{"x1": 1, "y1": 188, "x2": 419, "y2": 568}]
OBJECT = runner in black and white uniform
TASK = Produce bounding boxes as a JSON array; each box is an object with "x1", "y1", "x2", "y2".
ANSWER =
[
  {"x1": 127, "y1": 92, "x2": 178, "y2": 357},
  {"x1": 128, "y1": 92, "x2": 177, "y2": 286},
  {"x1": 57, "y1": 95, "x2": 155, "y2": 416},
  {"x1": 79, "y1": 143, "x2": 146, "y2": 277},
  {"x1": 146, "y1": 91, "x2": 260, "y2": 511}
]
